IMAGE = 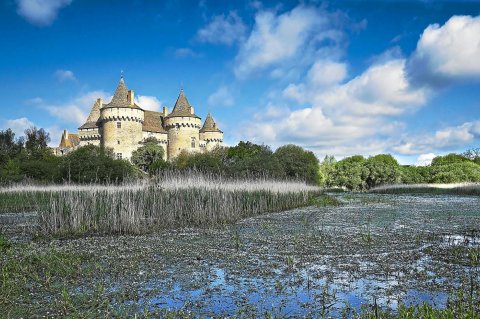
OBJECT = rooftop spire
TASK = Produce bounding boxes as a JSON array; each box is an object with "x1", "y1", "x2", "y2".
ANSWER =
[
  {"x1": 166, "y1": 88, "x2": 199, "y2": 118},
  {"x1": 200, "y1": 112, "x2": 222, "y2": 133}
]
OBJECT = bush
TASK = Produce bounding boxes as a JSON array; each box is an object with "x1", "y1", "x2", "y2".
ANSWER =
[
  {"x1": 59, "y1": 145, "x2": 136, "y2": 183},
  {"x1": 274, "y1": 144, "x2": 320, "y2": 184}
]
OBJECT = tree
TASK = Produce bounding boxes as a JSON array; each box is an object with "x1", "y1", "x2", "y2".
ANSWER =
[
  {"x1": 363, "y1": 154, "x2": 401, "y2": 189},
  {"x1": 131, "y1": 140, "x2": 165, "y2": 173},
  {"x1": 330, "y1": 155, "x2": 368, "y2": 191},
  {"x1": 318, "y1": 155, "x2": 336, "y2": 187},
  {"x1": 60, "y1": 145, "x2": 136, "y2": 183},
  {"x1": 24, "y1": 127, "x2": 50, "y2": 159},
  {"x1": 173, "y1": 148, "x2": 226, "y2": 173},
  {"x1": 431, "y1": 153, "x2": 470, "y2": 166},
  {"x1": 430, "y1": 162, "x2": 480, "y2": 183},
  {"x1": 225, "y1": 141, "x2": 284, "y2": 178},
  {"x1": 0, "y1": 129, "x2": 23, "y2": 165},
  {"x1": 274, "y1": 144, "x2": 320, "y2": 184}
]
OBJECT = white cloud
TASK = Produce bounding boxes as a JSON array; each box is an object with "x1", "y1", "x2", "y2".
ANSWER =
[
  {"x1": 416, "y1": 153, "x2": 436, "y2": 166},
  {"x1": 39, "y1": 90, "x2": 110, "y2": 126},
  {"x1": 393, "y1": 121, "x2": 480, "y2": 155},
  {"x1": 54, "y1": 69, "x2": 76, "y2": 82},
  {"x1": 241, "y1": 58, "x2": 428, "y2": 159},
  {"x1": 207, "y1": 86, "x2": 234, "y2": 107},
  {"x1": 16, "y1": 0, "x2": 72, "y2": 26},
  {"x1": 408, "y1": 15, "x2": 480, "y2": 86},
  {"x1": 4, "y1": 117, "x2": 34, "y2": 137},
  {"x1": 135, "y1": 95, "x2": 161, "y2": 111},
  {"x1": 174, "y1": 48, "x2": 201, "y2": 59},
  {"x1": 234, "y1": 5, "x2": 345, "y2": 78},
  {"x1": 197, "y1": 11, "x2": 246, "y2": 45}
]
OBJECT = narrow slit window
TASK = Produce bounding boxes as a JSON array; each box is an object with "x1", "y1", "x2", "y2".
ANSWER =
[{"x1": 117, "y1": 122, "x2": 121, "y2": 128}]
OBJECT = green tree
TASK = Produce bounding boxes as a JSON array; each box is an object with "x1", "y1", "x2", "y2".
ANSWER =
[
  {"x1": 173, "y1": 147, "x2": 226, "y2": 173},
  {"x1": 0, "y1": 129, "x2": 23, "y2": 165},
  {"x1": 225, "y1": 141, "x2": 284, "y2": 178},
  {"x1": 330, "y1": 155, "x2": 368, "y2": 191},
  {"x1": 400, "y1": 165, "x2": 431, "y2": 184},
  {"x1": 430, "y1": 161, "x2": 480, "y2": 183},
  {"x1": 431, "y1": 153, "x2": 470, "y2": 166},
  {"x1": 131, "y1": 140, "x2": 165, "y2": 173},
  {"x1": 24, "y1": 127, "x2": 50, "y2": 159},
  {"x1": 318, "y1": 155, "x2": 336, "y2": 187},
  {"x1": 363, "y1": 154, "x2": 401, "y2": 189},
  {"x1": 60, "y1": 145, "x2": 136, "y2": 183},
  {"x1": 274, "y1": 144, "x2": 320, "y2": 184}
]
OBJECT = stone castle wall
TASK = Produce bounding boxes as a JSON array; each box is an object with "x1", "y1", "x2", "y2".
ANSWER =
[
  {"x1": 165, "y1": 116, "x2": 202, "y2": 158},
  {"x1": 79, "y1": 128, "x2": 101, "y2": 147},
  {"x1": 101, "y1": 107, "x2": 144, "y2": 160},
  {"x1": 199, "y1": 131, "x2": 223, "y2": 151}
]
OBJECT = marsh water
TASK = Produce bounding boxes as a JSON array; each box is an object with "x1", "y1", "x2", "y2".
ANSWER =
[{"x1": 4, "y1": 193, "x2": 480, "y2": 317}]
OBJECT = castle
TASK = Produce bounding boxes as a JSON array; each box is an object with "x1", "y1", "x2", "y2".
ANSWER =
[{"x1": 56, "y1": 77, "x2": 223, "y2": 160}]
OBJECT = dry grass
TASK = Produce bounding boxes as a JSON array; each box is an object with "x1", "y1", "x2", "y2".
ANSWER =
[
  {"x1": 0, "y1": 172, "x2": 321, "y2": 235},
  {"x1": 370, "y1": 183, "x2": 480, "y2": 195}
]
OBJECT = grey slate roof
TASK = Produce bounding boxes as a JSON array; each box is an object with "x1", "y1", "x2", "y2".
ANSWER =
[
  {"x1": 166, "y1": 89, "x2": 200, "y2": 118},
  {"x1": 79, "y1": 99, "x2": 102, "y2": 130},
  {"x1": 200, "y1": 112, "x2": 223, "y2": 133},
  {"x1": 103, "y1": 78, "x2": 141, "y2": 109},
  {"x1": 143, "y1": 111, "x2": 167, "y2": 133}
]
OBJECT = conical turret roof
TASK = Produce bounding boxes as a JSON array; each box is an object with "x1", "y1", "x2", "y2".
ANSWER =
[
  {"x1": 200, "y1": 112, "x2": 222, "y2": 133},
  {"x1": 166, "y1": 89, "x2": 200, "y2": 118},
  {"x1": 103, "y1": 77, "x2": 141, "y2": 109},
  {"x1": 79, "y1": 99, "x2": 102, "y2": 129}
]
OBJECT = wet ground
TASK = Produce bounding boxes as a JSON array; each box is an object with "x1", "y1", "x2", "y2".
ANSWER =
[{"x1": 2, "y1": 193, "x2": 480, "y2": 317}]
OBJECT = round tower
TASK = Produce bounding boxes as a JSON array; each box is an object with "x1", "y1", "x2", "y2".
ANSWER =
[
  {"x1": 164, "y1": 89, "x2": 202, "y2": 159},
  {"x1": 199, "y1": 113, "x2": 223, "y2": 151},
  {"x1": 100, "y1": 77, "x2": 144, "y2": 160}
]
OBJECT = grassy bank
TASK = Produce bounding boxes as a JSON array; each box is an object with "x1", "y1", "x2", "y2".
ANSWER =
[
  {"x1": 370, "y1": 183, "x2": 480, "y2": 195},
  {"x1": 0, "y1": 173, "x2": 321, "y2": 235}
]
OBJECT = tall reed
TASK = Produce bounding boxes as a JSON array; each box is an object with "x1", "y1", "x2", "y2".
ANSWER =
[{"x1": 0, "y1": 172, "x2": 321, "y2": 235}]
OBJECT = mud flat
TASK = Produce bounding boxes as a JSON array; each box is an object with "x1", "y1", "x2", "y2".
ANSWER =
[{"x1": 1, "y1": 193, "x2": 480, "y2": 317}]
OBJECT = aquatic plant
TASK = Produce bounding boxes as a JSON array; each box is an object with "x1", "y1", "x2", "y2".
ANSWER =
[{"x1": 0, "y1": 172, "x2": 321, "y2": 235}]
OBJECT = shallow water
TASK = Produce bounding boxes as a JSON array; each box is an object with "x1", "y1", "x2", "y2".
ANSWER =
[{"x1": 7, "y1": 193, "x2": 480, "y2": 317}]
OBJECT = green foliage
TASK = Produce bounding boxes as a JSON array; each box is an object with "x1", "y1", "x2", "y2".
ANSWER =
[
  {"x1": 430, "y1": 161, "x2": 480, "y2": 183},
  {"x1": 363, "y1": 154, "x2": 400, "y2": 189},
  {"x1": 330, "y1": 155, "x2": 368, "y2": 191},
  {"x1": 274, "y1": 144, "x2": 320, "y2": 184},
  {"x1": 0, "y1": 129, "x2": 23, "y2": 164},
  {"x1": 131, "y1": 140, "x2": 165, "y2": 173},
  {"x1": 225, "y1": 141, "x2": 284, "y2": 178},
  {"x1": 60, "y1": 145, "x2": 136, "y2": 183},
  {"x1": 318, "y1": 155, "x2": 336, "y2": 187},
  {"x1": 431, "y1": 153, "x2": 471, "y2": 166},
  {"x1": 173, "y1": 147, "x2": 227, "y2": 173},
  {"x1": 24, "y1": 126, "x2": 51, "y2": 159},
  {"x1": 399, "y1": 165, "x2": 431, "y2": 184}
]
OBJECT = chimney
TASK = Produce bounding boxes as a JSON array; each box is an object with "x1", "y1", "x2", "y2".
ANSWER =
[
  {"x1": 97, "y1": 97, "x2": 103, "y2": 106},
  {"x1": 127, "y1": 90, "x2": 135, "y2": 106},
  {"x1": 163, "y1": 106, "x2": 169, "y2": 116},
  {"x1": 190, "y1": 106, "x2": 195, "y2": 114},
  {"x1": 63, "y1": 129, "x2": 68, "y2": 140}
]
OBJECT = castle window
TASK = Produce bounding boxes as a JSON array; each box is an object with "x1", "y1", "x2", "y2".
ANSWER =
[
  {"x1": 117, "y1": 153, "x2": 122, "y2": 160},
  {"x1": 191, "y1": 137, "x2": 196, "y2": 148},
  {"x1": 117, "y1": 140, "x2": 120, "y2": 145},
  {"x1": 117, "y1": 122, "x2": 121, "y2": 128}
]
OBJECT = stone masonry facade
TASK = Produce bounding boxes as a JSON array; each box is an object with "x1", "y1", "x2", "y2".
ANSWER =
[{"x1": 57, "y1": 77, "x2": 223, "y2": 160}]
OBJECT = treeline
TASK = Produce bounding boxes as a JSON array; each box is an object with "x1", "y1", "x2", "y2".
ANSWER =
[
  {"x1": 0, "y1": 128, "x2": 320, "y2": 184},
  {"x1": 320, "y1": 151, "x2": 480, "y2": 191}
]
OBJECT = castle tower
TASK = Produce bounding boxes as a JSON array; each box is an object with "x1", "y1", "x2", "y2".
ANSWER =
[
  {"x1": 164, "y1": 89, "x2": 202, "y2": 159},
  {"x1": 78, "y1": 98, "x2": 102, "y2": 147},
  {"x1": 200, "y1": 113, "x2": 223, "y2": 151},
  {"x1": 100, "y1": 77, "x2": 144, "y2": 160}
]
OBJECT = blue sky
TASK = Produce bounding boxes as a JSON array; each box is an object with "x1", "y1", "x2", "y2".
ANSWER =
[{"x1": 1, "y1": 0, "x2": 480, "y2": 165}]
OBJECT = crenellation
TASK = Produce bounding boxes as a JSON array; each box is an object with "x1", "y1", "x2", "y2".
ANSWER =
[{"x1": 57, "y1": 76, "x2": 224, "y2": 161}]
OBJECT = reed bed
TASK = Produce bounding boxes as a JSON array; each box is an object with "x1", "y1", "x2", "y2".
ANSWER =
[
  {"x1": 0, "y1": 172, "x2": 321, "y2": 235},
  {"x1": 370, "y1": 182, "x2": 480, "y2": 195}
]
